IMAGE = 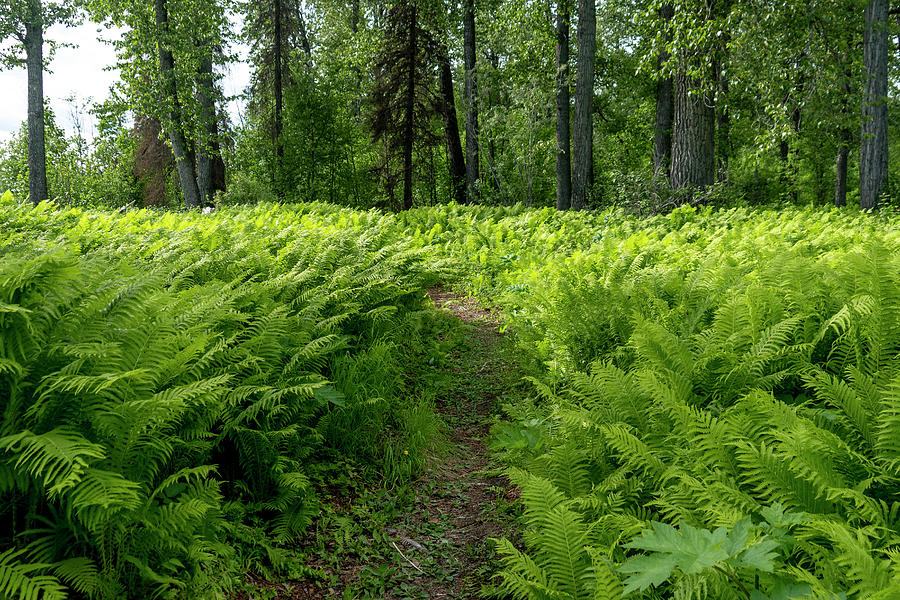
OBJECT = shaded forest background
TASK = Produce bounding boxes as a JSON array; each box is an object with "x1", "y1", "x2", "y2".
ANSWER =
[{"x1": 1, "y1": 0, "x2": 899, "y2": 212}]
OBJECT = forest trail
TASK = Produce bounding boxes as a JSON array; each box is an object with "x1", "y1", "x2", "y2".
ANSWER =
[{"x1": 241, "y1": 287, "x2": 525, "y2": 599}]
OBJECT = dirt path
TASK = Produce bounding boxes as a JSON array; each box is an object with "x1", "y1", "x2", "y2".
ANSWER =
[{"x1": 239, "y1": 288, "x2": 524, "y2": 599}]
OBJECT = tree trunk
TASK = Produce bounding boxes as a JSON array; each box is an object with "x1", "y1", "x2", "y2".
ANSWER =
[
  {"x1": 349, "y1": 0, "x2": 362, "y2": 119},
  {"x1": 402, "y1": 3, "x2": 417, "y2": 210},
  {"x1": 671, "y1": 70, "x2": 715, "y2": 191},
  {"x1": 713, "y1": 0, "x2": 732, "y2": 183},
  {"x1": 274, "y1": 0, "x2": 285, "y2": 192},
  {"x1": 134, "y1": 115, "x2": 174, "y2": 207},
  {"x1": 555, "y1": 0, "x2": 571, "y2": 209},
  {"x1": 835, "y1": 128, "x2": 850, "y2": 207},
  {"x1": 296, "y1": 4, "x2": 312, "y2": 58},
  {"x1": 835, "y1": 60, "x2": 852, "y2": 208},
  {"x1": 653, "y1": 3, "x2": 674, "y2": 179},
  {"x1": 571, "y1": 0, "x2": 595, "y2": 210},
  {"x1": 860, "y1": 0, "x2": 888, "y2": 210},
  {"x1": 438, "y1": 48, "x2": 466, "y2": 205},
  {"x1": 24, "y1": 0, "x2": 48, "y2": 206},
  {"x1": 463, "y1": 0, "x2": 479, "y2": 204},
  {"x1": 715, "y1": 67, "x2": 730, "y2": 183},
  {"x1": 155, "y1": 0, "x2": 201, "y2": 209},
  {"x1": 196, "y1": 49, "x2": 218, "y2": 205},
  {"x1": 788, "y1": 66, "x2": 804, "y2": 201}
]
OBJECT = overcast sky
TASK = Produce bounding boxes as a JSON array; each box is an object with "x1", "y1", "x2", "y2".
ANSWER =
[{"x1": 0, "y1": 19, "x2": 250, "y2": 144}]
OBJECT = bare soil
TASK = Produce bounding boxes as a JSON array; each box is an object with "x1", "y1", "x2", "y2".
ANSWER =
[{"x1": 236, "y1": 287, "x2": 523, "y2": 599}]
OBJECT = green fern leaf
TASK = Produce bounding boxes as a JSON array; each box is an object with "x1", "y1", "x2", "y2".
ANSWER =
[
  {"x1": 0, "y1": 429, "x2": 106, "y2": 497},
  {"x1": 0, "y1": 548, "x2": 66, "y2": 600}
]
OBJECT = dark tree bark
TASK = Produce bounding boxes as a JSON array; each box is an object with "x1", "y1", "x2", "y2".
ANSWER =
[
  {"x1": 24, "y1": 0, "x2": 47, "y2": 206},
  {"x1": 555, "y1": 0, "x2": 571, "y2": 210},
  {"x1": 438, "y1": 48, "x2": 466, "y2": 205},
  {"x1": 274, "y1": 0, "x2": 284, "y2": 173},
  {"x1": 134, "y1": 116, "x2": 174, "y2": 207},
  {"x1": 370, "y1": 0, "x2": 439, "y2": 211},
  {"x1": 653, "y1": 3, "x2": 674, "y2": 179},
  {"x1": 835, "y1": 58, "x2": 852, "y2": 208},
  {"x1": 671, "y1": 70, "x2": 716, "y2": 191},
  {"x1": 463, "y1": 0, "x2": 479, "y2": 203},
  {"x1": 155, "y1": 0, "x2": 201, "y2": 209},
  {"x1": 196, "y1": 50, "x2": 218, "y2": 205},
  {"x1": 860, "y1": 0, "x2": 888, "y2": 210},
  {"x1": 571, "y1": 0, "x2": 595, "y2": 210},
  {"x1": 296, "y1": 4, "x2": 312, "y2": 58},
  {"x1": 401, "y1": 3, "x2": 417, "y2": 210}
]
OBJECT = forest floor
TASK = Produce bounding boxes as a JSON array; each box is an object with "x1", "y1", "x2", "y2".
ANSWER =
[{"x1": 237, "y1": 288, "x2": 526, "y2": 599}]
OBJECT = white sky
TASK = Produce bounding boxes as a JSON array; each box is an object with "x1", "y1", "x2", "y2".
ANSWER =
[{"x1": 0, "y1": 18, "x2": 250, "y2": 144}]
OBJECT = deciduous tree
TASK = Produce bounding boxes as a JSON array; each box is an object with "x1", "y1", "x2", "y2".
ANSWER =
[
  {"x1": 0, "y1": 0, "x2": 80, "y2": 205},
  {"x1": 571, "y1": 0, "x2": 595, "y2": 209}
]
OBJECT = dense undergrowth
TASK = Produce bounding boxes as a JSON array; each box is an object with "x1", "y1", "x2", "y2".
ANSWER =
[
  {"x1": 3, "y1": 192, "x2": 900, "y2": 599},
  {"x1": 0, "y1": 194, "x2": 451, "y2": 599},
  {"x1": 408, "y1": 203, "x2": 900, "y2": 599}
]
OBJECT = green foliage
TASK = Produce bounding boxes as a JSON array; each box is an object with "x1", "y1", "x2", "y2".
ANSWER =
[
  {"x1": 0, "y1": 197, "x2": 448, "y2": 598},
  {"x1": 400, "y1": 202, "x2": 900, "y2": 598},
  {"x1": 620, "y1": 515, "x2": 792, "y2": 595},
  {"x1": 0, "y1": 106, "x2": 140, "y2": 208},
  {"x1": 6, "y1": 197, "x2": 900, "y2": 598}
]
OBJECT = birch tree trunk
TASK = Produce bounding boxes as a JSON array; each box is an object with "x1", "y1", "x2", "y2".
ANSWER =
[
  {"x1": 155, "y1": 0, "x2": 201, "y2": 209},
  {"x1": 196, "y1": 49, "x2": 218, "y2": 205}
]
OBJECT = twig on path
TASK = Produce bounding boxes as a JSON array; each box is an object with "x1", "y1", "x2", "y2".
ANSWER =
[
  {"x1": 392, "y1": 541, "x2": 425, "y2": 574},
  {"x1": 384, "y1": 529, "x2": 429, "y2": 553},
  {"x1": 400, "y1": 536, "x2": 428, "y2": 552}
]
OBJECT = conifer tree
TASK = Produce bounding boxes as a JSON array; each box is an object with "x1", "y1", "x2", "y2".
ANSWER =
[{"x1": 370, "y1": 0, "x2": 439, "y2": 210}]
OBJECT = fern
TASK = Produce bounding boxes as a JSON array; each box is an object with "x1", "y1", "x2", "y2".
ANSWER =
[
  {"x1": 463, "y1": 206, "x2": 900, "y2": 599},
  {"x1": 0, "y1": 429, "x2": 106, "y2": 497},
  {"x1": 0, "y1": 549, "x2": 66, "y2": 600},
  {"x1": 0, "y1": 200, "x2": 446, "y2": 597}
]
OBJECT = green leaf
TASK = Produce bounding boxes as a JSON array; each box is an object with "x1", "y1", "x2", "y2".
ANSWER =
[
  {"x1": 620, "y1": 554, "x2": 679, "y2": 593},
  {"x1": 313, "y1": 384, "x2": 345, "y2": 407},
  {"x1": 737, "y1": 538, "x2": 780, "y2": 572},
  {"x1": 759, "y1": 503, "x2": 806, "y2": 529},
  {"x1": 722, "y1": 517, "x2": 752, "y2": 556},
  {"x1": 749, "y1": 580, "x2": 813, "y2": 600},
  {"x1": 624, "y1": 521, "x2": 730, "y2": 573}
]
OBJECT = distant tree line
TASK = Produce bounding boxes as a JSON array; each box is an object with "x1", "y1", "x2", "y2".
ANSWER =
[{"x1": 1, "y1": 0, "x2": 899, "y2": 211}]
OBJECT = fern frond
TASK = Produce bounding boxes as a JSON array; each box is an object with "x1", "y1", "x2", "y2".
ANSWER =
[
  {"x1": 494, "y1": 537, "x2": 555, "y2": 600},
  {"x1": 0, "y1": 429, "x2": 106, "y2": 497},
  {"x1": 733, "y1": 440, "x2": 833, "y2": 514},
  {"x1": 0, "y1": 548, "x2": 66, "y2": 600},
  {"x1": 53, "y1": 557, "x2": 102, "y2": 598},
  {"x1": 540, "y1": 505, "x2": 591, "y2": 599}
]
